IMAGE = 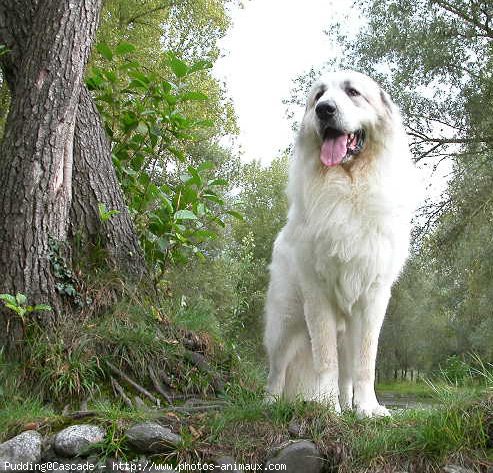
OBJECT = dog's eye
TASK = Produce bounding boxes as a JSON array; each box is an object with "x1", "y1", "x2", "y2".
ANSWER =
[
  {"x1": 314, "y1": 89, "x2": 325, "y2": 102},
  {"x1": 346, "y1": 87, "x2": 360, "y2": 97}
]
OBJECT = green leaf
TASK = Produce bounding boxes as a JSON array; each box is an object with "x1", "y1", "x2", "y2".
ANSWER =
[
  {"x1": 195, "y1": 250, "x2": 206, "y2": 262},
  {"x1": 197, "y1": 161, "x2": 215, "y2": 173},
  {"x1": 15, "y1": 293, "x2": 27, "y2": 306},
  {"x1": 33, "y1": 304, "x2": 52, "y2": 312},
  {"x1": 5, "y1": 303, "x2": 23, "y2": 316},
  {"x1": 174, "y1": 210, "x2": 198, "y2": 220},
  {"x1": 157, "y1": 237, "x2": 171, "y2": 252},
  {"x1": 193, "y1": 229, "x2": 217, "y2": 240},
  {"x1": 102, "y1": 70, "x2": 117, "y2": 83},
  {"x1": 188, "y1": 59, "x2": 213, "y2": 73},
  {"x1": 96, "y1": 43, "x2": 113, "y2": 61},
  {"x1": 179, "y1": 91, "x2": 208, "y2": 102},
  {"x1": 98, "y1": 203, "x2": 121, "y2": 222},
  {"x1": 136, "y1": 122, "x2": 148, "y2": 134},
  {"x1": 203, "y1": 193, "x2": 224, "y2": 205},
  {"x1": 0, "y1": 294, "x2": 16, "y2": 305},
  {"x1": 0, "y1": 44, "x2": 10, "y2": 57},
  {"x1": 208, "y1": 178, "x2": 228, "y2": 187},
  {"x1": 115, "y1": 42, "x2": 136, "y2": 55},
  {"x1": 169, "y1": 55, "x2": 188, "y2": 78},
  {"x1": 187, "y1": 166, "x2": 203, "y2": 186},
  {"x1": 227, "y1": 210, "x2": 244, "y2": 221}
]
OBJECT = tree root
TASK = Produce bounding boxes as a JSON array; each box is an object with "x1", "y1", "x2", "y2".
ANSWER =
[
  {"x1": 185, "y1": 351, "x2": 225, "y2": 393},
  {"x1": 106, "y1": 360, "x2": 160, "y2": 407},
  {"x1": 110, "y1": 376, "x2": 133, "y2": 408},
  {"x1": 148, "y1": 366, "x2": 173, "y2": 405}
]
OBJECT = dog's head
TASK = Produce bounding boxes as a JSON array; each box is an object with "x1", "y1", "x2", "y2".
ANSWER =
[{"x1": 300, "y1": 70, "x2": 398, "y2": 168}]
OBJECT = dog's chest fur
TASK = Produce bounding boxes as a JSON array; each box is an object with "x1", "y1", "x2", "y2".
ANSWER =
[{"x1": 287, "y1": 159, "x2": 413, "y2": 313}]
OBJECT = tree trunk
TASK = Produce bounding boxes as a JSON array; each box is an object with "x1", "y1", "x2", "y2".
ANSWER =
[
  {"x1": 0, "y1": 1, "x2": 146, "y2": 347},
  {"x1": 71, "y1": 86, "x2": 145, "y2": 278},
  {"x1": 0, "y1": 0, "x2": 101, "y2": 303}
]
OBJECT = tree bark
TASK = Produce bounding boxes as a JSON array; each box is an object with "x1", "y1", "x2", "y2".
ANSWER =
[
  {"x1": 0, "y1": 1, "x2": 146, "y2": 347},
  {"x1": 71, "y1": 85, "x2": 145, "y2": 278},
  {"x1": 0, "y1": 0, "x2": 101, "y2": 302}
]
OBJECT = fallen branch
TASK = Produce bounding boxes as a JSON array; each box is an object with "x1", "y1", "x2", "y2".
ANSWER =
[
  {"x1": 106, "y1": 360, "x2": 160, "y2": 407},
  {"x1": 111, "y1": 376, "x2": 133, "y2": 409},
  {"x1": 185, "y1": 351, "x2": 225, "y2": 393},
  {"x1": 134, "y1": 396, "x2": 147, "y2": 410},
  {"x1": 149, "y1": 366, "x2": 173, "y2": 405},
  {"x1": 63, "y1": 410, "x2": 98, "y2": 420},
  {"x1": 165, "y1": 404, "x2": 225, "y2": 414}
]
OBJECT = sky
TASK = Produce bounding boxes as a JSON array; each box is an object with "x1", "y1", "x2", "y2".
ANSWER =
[{"x1": 213, "y1": 0, "x2": 350, "y2": 164}]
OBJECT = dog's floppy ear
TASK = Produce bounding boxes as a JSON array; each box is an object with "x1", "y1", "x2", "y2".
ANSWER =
[{"x1": 380, "y1": 88, "x2": 394, "y2": 117}]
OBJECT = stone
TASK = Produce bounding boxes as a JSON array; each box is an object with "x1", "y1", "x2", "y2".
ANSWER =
[
  {"x1": 125, "y1": 422, "x2": 182, "y2": 454},
  {"x1": 0, "y1": 430, "x2": 42, "y2": 472},
  {"x1": 443, "y1": 466, "x2": 475, "y2": 473},
  {"x1": 265, "y1": 440, "x2": 323, "y2": 473},
  {"x1": 53, "y1": 424, "x2": 106, "y2": 458},
  {"x1": 287, "y1": 419, "x2": 302, "y2": 437}
]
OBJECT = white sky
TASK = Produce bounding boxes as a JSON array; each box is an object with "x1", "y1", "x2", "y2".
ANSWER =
[{"x1": 213, "y1": 0, "x2": 349, "y2": 164}]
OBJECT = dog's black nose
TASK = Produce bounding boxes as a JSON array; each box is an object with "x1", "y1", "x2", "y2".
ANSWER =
[{"x1": 315, "y1": 101, "x2": 337, "y2": 120}]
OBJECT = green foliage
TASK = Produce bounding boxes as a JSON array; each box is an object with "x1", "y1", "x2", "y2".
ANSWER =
[
  {"x1": 439, "y1": 355, "x2": 473, "y2": 386},
  {"x1": 0, "y1": 293, "x2": 51, "y2": 320},
  {"x1": 227, "y1": 157, "x2": 288, "y2": 342},
  {"x1": 0, "y1": 44, "x2": 8, "y2": 57},
  {"x1": 87, "y1": 43, "x2": 239, "y2": 272},
  {"x1": 98, "y1": 202, "x2": 121, "y2": 222},
  {"x1": 48, "y1": 237, "x2": 89, "y2": 306}
]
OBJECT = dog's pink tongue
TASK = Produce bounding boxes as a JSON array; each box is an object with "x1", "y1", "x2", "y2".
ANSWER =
[{"x1": 320, "y1": 135, "x2": 348, "y2": 167}]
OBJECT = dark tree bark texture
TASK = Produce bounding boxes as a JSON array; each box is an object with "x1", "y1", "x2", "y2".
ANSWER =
[
  {"x1": 0, "y1": 1, "x2": 146, "y2": 346},
  {"x1": 71, "y1": 86, "x2": 144, "y2": 277}
]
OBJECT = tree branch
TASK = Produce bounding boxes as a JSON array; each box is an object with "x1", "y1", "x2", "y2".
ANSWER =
[
  {"x1": 433, "y1": 0, "x2": 493, "y2": 39},
  {"x1": 123, "y1": 3, "x2": 171, "y2": 26}
]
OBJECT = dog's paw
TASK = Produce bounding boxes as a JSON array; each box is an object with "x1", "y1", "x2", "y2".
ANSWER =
[{"x1": 355, "y1": 403, "x2": 391, "y2": 418}]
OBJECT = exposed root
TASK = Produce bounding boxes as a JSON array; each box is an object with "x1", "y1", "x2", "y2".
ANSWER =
[{"x1": 106, "y1": 361, "x2": 160, "y2": 407}]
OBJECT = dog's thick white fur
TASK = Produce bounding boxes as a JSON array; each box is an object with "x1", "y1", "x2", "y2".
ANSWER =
[{"x1": 264, "y1": 70, "x2": 420, "y2": 417}]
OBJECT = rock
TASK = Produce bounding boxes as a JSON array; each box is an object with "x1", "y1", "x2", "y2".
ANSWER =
[
  {"x1": 265, "y1": 440, "x2": 323, "y2": 473},
  {"x1": 443, "y1": 466, "x2": 475, "y2": 473},
  {"x1": 54, "y1": 424, "x2": 106, "y2": 458},
  {"x1": 0, "y1": 430, "x2": 42, "y2": 471},
  {"x1": 287, "y1": 419, "x2": 302, "y2": 437},
  {"x1": 125, "y1": 422, "x2": 182, "y2": 454}
]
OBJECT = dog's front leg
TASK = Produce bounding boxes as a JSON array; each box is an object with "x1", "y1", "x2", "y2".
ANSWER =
[
  {"x1": 303, "y1": 293, "x2": 340, "y2": 411},
  {"x1": 351, "y1": 284, "x2": 391, "y2": 418}
]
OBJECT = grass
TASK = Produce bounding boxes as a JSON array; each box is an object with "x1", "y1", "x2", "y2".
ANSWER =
[
  {"x1": 1, "y1": 287, "x2": 492, "y2": 471},
  {"x1": 376, "y1": 380, "x2": 436, "y2": 399},
  {"x1": 202, "y1": 383, "x2": 493, "y2": 471},
  {"x1": 1, "y1": 356, "x2": 492, "y2": 471}
]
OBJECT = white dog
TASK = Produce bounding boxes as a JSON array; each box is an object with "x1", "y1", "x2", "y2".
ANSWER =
[{"x1": 264, "y1": 70, "x2": 419, "y2": 417}]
